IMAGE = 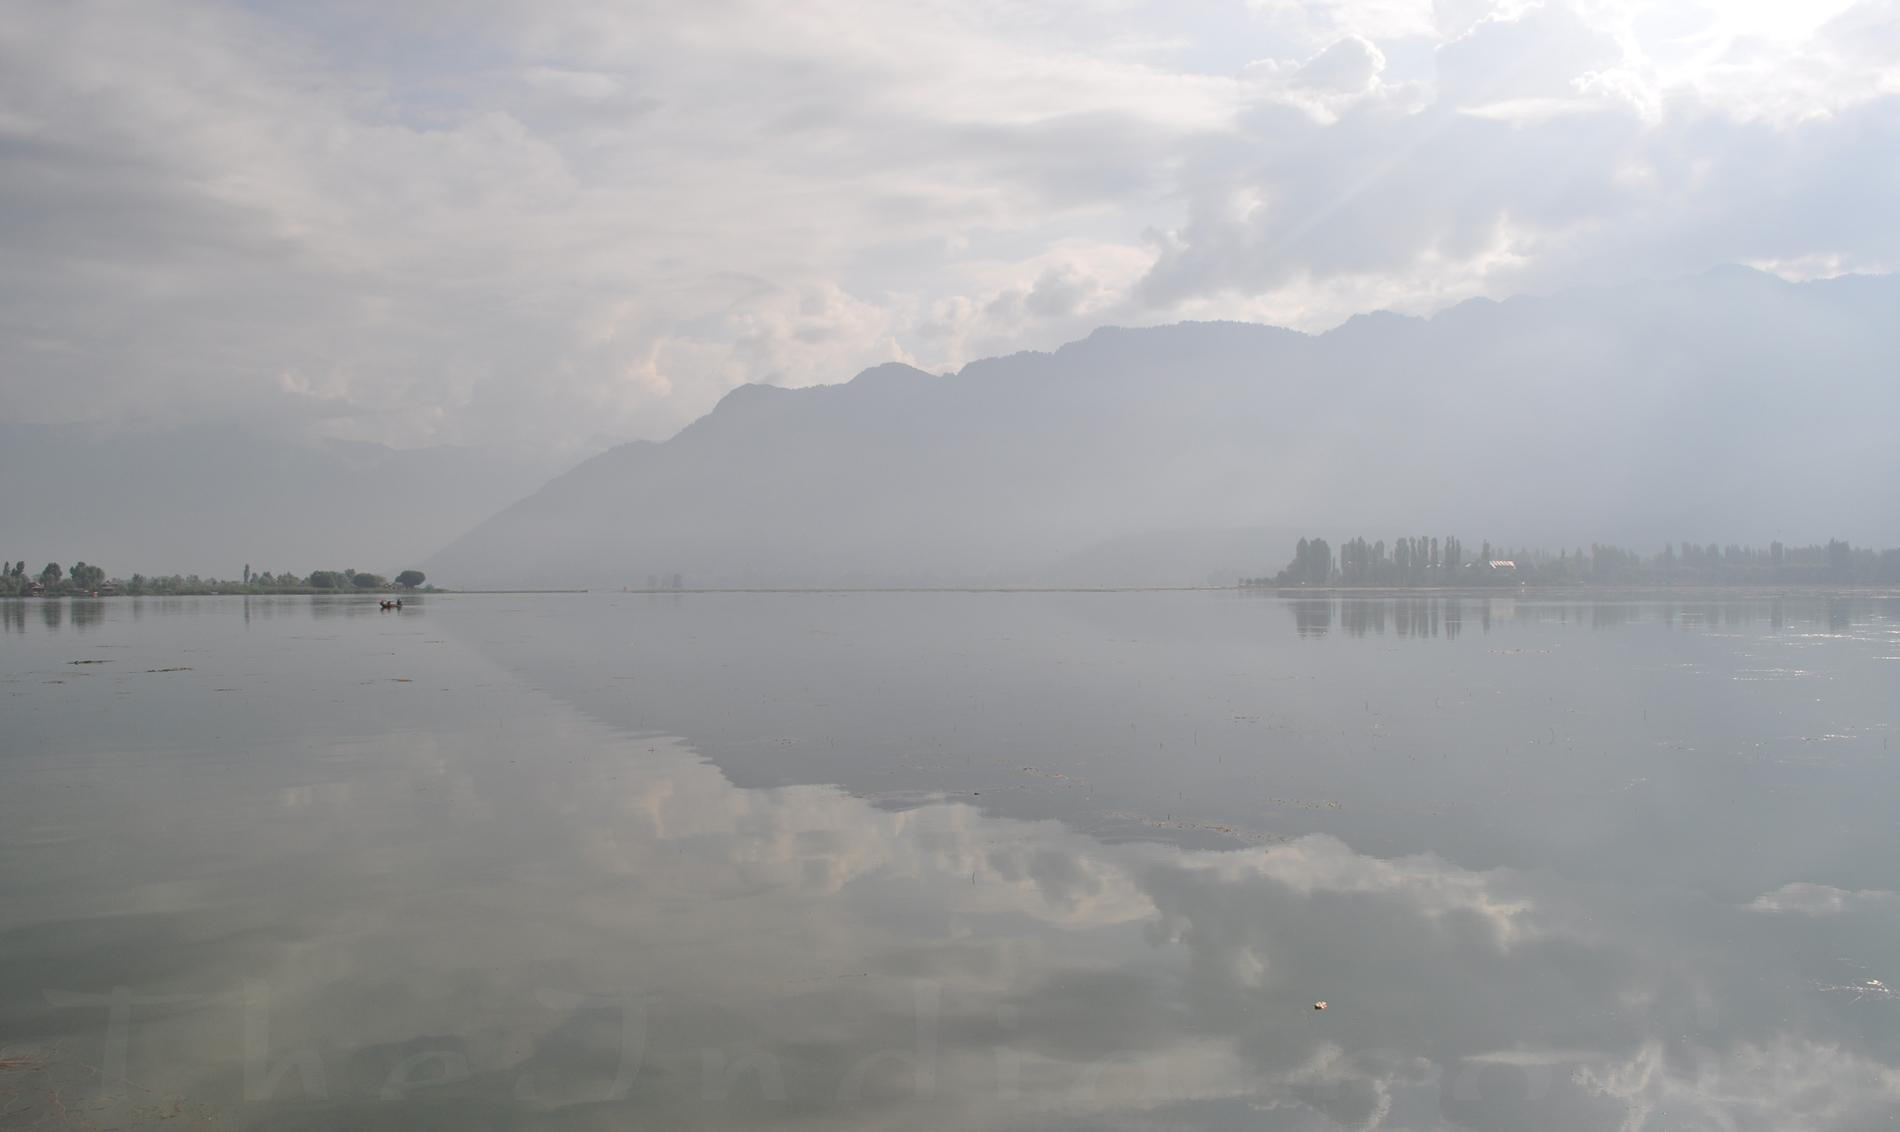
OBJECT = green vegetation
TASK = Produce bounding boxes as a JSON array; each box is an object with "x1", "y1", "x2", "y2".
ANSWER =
[
  {"x1": 1245, "y1": 537, "x2": 1900, "y2": 588},
  {"x1": 0, "y1": 560, "x2": 436, "y2": 597}
]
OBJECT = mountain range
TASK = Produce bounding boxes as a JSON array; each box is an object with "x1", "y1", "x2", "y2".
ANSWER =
[{"x1": 425, "y1": 268, "x2": 1900, "y2": 589}]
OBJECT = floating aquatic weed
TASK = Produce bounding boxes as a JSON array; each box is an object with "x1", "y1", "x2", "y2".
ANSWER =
[{"x1": 0, "y1": 1050, "x2": 50, "y2": 1073}]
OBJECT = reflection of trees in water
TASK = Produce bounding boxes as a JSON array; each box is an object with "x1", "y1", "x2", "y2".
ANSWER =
[
  {"x1": 8, "y1": 594, "x2": 449, "y2": 635},
  {"x1": 1292, "y1": 599, "x2": 1331, "y2": 637},
  {"x1": 9, "y1": 600, "x2": 108, "y2": 633},
  {"x1": 308, "y1": 597, "x2": 372, "y2": 619},
  {"x1": 1293, "y1": 595, "x2": 1887, "y2": 641},
  {"x1": 1362, "y1": 599, "x2": 1463, "y2": 639},
  {"x1": 142, "y1": 597, "x2": 206, "y2": 618},
  {"x1": 1307, "y1": 598, "x2": 1472, "y2": 639},
  {"x1": 1278, "y1": 594, "x2": 1893, "y2": 639},
  {"x1": 241, "y1": 596, "x2": 320, "y2": 624},
  {"x1": 1340, "y1": 601, "x2": 1383, "y2": 637},
  {"x1": 1589, "y1": 604, "x2": 1639, "y2": 630},
  {"x1": 1388, "y1": 598, "x2": 1449, "y2": 638},
  {"x1": 1657, "y1": 599, "x2": 1872, "y2": 635}
]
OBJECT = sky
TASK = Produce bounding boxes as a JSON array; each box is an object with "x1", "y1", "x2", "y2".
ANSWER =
[{"x1": 2, "y1": 0, "x2": 1896, "y2": 458}]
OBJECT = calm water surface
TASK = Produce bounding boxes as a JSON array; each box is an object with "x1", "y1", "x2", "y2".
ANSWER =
[{"x1": 2, "y1": 591, "x2": 1897, "y2": 1130}]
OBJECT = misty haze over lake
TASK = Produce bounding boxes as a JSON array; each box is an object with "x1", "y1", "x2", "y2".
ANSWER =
[
  {"x1": 6, "y1": 2, "x2": 1900, "y2": 1130},
  {"x1": 429, "y1": 268, "x2": 1898, "y2": 590}
]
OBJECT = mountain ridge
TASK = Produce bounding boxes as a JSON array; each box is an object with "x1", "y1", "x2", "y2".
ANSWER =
[{"x1": 426, "y1": 268, "x2": 1900, "y2": 588}]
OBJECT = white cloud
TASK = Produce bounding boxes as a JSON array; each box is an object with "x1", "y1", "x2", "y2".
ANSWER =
[
  {"x1": 1, "y1": 0, "x2": 1895, "y2": 453},
  {"x1": 1248, "y1": 0, "x2": 1440, "y2": 48}
]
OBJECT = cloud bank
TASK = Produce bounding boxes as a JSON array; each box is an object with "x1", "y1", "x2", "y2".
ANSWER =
[{"x1": 3, "y1": 0, "x2": 1897, "y2": 454}]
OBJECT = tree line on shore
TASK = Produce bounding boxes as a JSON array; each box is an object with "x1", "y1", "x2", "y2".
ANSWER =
[
  {"x1": 1243, "y1": 537, "x2": 1900, "y2": 587},
  {"x1": 0, "y1": 561, "x2": 427, "y2": 597}
]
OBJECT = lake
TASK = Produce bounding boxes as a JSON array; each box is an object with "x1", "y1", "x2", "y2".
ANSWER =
[{"x1": 2, "y1": 591, "x2": 1897, "y2": 1130}]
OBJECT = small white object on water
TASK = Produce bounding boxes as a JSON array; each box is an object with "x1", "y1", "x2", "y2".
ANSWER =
[{"x1": 1313, "y1": 1001, "x2": 1328, "y2": 1011}]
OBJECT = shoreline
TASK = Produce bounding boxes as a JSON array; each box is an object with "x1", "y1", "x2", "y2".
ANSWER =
[
  {"x1": 0, "y1": 588, "x2": 588, "y2": 598},
  {"x1": 8, "y1": 584, "x2": 1896, "y2": 599}
]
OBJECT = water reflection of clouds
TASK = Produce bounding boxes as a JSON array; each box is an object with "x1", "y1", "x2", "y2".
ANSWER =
[
  {"x1": 8, "y1": 596, "x2": 1900, "y2": 1130},
  {"x1": 15, "y1": 713, "x2": 1890, "y2": 1129}
]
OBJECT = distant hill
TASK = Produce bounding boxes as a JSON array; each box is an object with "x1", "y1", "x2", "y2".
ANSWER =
[
  {"x1": 426, "y1": 268, "x2": 1900, "y2": 589},
  {"x1": 0, "y1": 423, "x2": 564, "y2": 578}
]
